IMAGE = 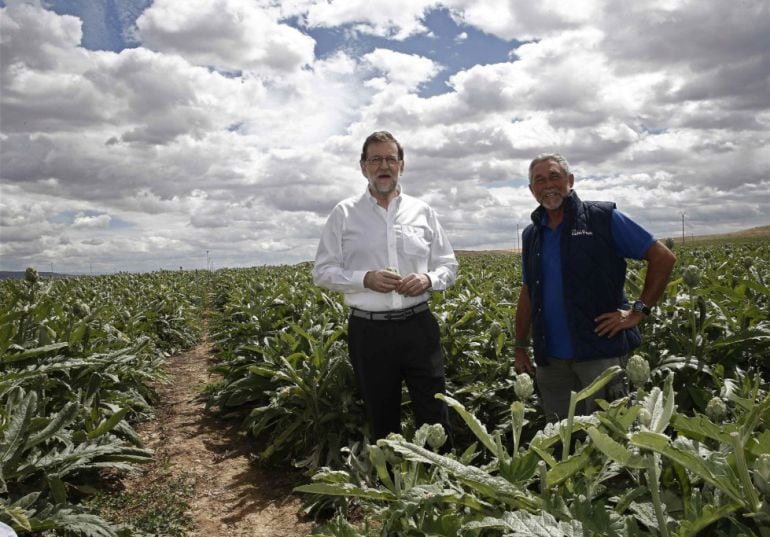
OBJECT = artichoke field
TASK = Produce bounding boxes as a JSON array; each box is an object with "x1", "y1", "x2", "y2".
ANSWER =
[
  {"x1": 1, "y1": 237, "x2": 768, "y2": 536},
  {"x1": 1, "y1": 271, "x2": 203, "y2": 535}
]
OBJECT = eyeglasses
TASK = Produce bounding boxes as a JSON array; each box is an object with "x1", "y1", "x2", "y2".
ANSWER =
[{"x1": 364, "y1": 156, "x2": 401, "y2": 167}]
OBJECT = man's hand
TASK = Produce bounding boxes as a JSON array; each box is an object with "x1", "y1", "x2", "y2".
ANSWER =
[
  {"x1": 514, "y1": 347, "x2": 535, "y2": 375},
  {"x1": 594, "y1": 309, "x2": 645, "y2": 338},
  {"x1": 364, "y1": 269, "x2": 403, "y2": 293},
  {"x1": 395, "y1": 273, "x2": 432, "y2": 296}
]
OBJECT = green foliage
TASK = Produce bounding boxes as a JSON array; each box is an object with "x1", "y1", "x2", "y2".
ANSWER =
[
  {"x1": 636, "y1": 241, "x2": 770, "y2": 413},
  {"x1": 201, "y1": 242, "x2": 770, "y2": 534},
  {"x1": 207, "y1": 265, "x2": 366, "y2": 471},
  {"x1": 0, "y1": 270, "x2": 204, "y2": 535},
  {"x1": 299, "y1": 369, "x2": 769, "y2": 536},
  {"x1": 8, "y1": 239, "x2": 761, "y2": 534},
  {"x1": 289, "y1": 242, "x2": 770, "y2": 536}
]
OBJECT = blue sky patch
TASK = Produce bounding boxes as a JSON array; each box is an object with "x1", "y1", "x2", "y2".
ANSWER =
[
  {"x1": 298, "y1": 8, "x2": 522, "y2": 97},
  {"x1": 27, "y1": 1, "x2": 521, "y2": 98},
  {"x1": 40, "y1": 0, "x2": 150, "y2": 51},
  {"x1": 51, "y1": 210, "x2": 133, "y2": 229}
]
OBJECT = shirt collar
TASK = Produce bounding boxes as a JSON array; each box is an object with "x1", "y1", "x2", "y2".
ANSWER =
[{"x1": 365, "y1": 185, "x2": 403, "y2": 207}]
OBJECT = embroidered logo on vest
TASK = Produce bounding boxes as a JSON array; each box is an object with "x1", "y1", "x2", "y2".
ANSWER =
[{"x1": 571, "y1": 230, "x2": 594, "y2": 236}]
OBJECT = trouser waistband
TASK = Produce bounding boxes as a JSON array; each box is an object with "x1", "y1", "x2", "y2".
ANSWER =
[{"x1": 350, "y1": 302, "x2": 429, "y2": 321}]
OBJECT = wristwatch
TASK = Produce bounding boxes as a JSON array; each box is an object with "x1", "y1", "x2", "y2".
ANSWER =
[{"x1": 632, "y1": 300, "x2": 652, "y2": 316}]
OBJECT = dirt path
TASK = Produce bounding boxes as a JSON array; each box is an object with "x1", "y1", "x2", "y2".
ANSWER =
[{"x1": 134, "y1": 335, "x2": 315, "y2": 536}]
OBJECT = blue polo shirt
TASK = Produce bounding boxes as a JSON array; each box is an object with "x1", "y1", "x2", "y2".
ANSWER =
[{"x1": 524, "y1": 209, "x2": 654, "y2": 359}]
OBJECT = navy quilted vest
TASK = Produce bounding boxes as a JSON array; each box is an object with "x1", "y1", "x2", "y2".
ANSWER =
[{"x1": 522, "y1": 191, "x2": 641, "y2": 365}]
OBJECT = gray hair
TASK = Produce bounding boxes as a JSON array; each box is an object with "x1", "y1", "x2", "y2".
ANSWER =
[{"x1": 528, "y1": 153, "x2": 571, "y2": 183}]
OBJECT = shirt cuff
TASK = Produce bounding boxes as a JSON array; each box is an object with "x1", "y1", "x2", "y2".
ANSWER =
[
  {"x1": 352, "y1": 270, "x2": 368, "y2": 291},
  {"x1": 425, "y1": 270, "x2": 442, "y2": 290}
]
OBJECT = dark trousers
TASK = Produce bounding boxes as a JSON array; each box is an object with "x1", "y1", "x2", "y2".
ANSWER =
[
  {"x1": 347, "y1": 309, "x2": 452, "y2": 447},
  {"x1": 535, "y1": 356, "x2": 629, "y2": 421}
]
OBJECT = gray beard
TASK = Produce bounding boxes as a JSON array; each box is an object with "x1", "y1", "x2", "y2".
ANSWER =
[{"x1": 540, "y1": 196, "x2": 564, "y2": 211}]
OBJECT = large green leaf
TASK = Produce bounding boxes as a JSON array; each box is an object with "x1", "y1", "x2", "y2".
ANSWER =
[
  {"x1": 671, "y1": 413, "x2": 736, "y2": 444},
  {"x1": 88, "y1": 407, "x2": 129, "y2": 440},
  {"x1": 675, "y1": 500, "x2": 742, "y2": 537},
  {"x1": 545, "y1": 449, "x2": 592, "y2": 487},
  {"x1": 294, "y1": 482, "x2": 396, "y2": 501},
  {"x1": 26, "y1": 401, "x2": 80, "y2": 450},
  {"x1": 574, "y1": 365, "x2": 622, "y2": 403},
  {"x1": 641, "y1": 373, "x2": 676, "y2": 434},
  {"x1": 48, "y1": 474, "x2": 67, "y2": 504},
  {"x1": 2, "y1": 342, "x2": 69, "y2": 363},
  {"x1": 383, "y1": 437, "x2": 540, "y2": 510},
  {"x1": 1, "y1": 390, "x2": 36, "y2": 466},
  {"x1": 630, "y1": 431, "x2": 744, "y2": 504},
  {"x1": 465, "y1": 510, "x2": 584, "y2": 536},
  {"x1": 587, "y1": 428, "x2": 645, "y2": 469},
  {"x1": 438, "y1": 393, "x2": 503, "y2": 460}
]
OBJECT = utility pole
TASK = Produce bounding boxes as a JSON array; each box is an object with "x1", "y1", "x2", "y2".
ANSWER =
[
  {"x1": 681, "y1": 213, "x2": 686, "y2": 245},
  {"x1": 516, "y1": 223, "x2": 520, "y2": 253}
]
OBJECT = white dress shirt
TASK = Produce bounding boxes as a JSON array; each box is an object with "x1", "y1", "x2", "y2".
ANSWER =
[{"x1": 313, "y1": 187, "x2": 458, "y2": 311}]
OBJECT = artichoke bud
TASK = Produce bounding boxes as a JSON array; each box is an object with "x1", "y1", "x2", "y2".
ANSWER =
[
  {"x1": 415, "y1": 423, "x2": 447, "y2": 451},
  {"x1": 752, "y1": 454, "x2": 770, "y2": 497},
  {"x1": 705, "y1": 396, "x2": 727, "y2": 422},
  {"x1": 489, "y1": 321, "x2": 502, "y2": 339},
  {"x1": 627, "y1": 354, "x2": 651, "y2": 387},
  {"x1": 697, "y1": 296, "x2": 707, "y2": 324},
  {"x1": 74, "y1": 301, "x2": 91, "y2": 318},
  {"x1": 514, "y1": 373, "x2": 535, "y2": 401},
  {"x1": 683, "y1": 265, "x2": 701, "y2": 288},
  {"x1": 638, "y1": 408, "x2": 652, "y2": 428},
  {"x1": 742, "y1": 257, "x2": 753, "y2": 269},
  {"x1": 25, "y1": 267, "x2": 39, "y2": 283},
  {"x1": 38, "y1": 323, "x2": 56, "y2": 346}
]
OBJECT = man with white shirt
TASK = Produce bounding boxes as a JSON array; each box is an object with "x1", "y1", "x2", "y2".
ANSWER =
[{"x1": 313, "y1": 130, "x2": 458, "y2": 447}]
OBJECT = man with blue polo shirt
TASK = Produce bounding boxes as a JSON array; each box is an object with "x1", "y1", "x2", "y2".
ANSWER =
[{"x1": 513, "y1": 153, "x2": 675, "y2": 421}]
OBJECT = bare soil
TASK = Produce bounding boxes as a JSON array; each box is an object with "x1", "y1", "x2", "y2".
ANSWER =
[{"x1": 129, "y1": 335, "x2": 315, "y2": 536}]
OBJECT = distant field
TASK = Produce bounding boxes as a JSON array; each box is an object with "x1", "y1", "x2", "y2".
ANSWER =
[
  {"x1": 668, "y1": 224, "x2": 770, "y2": 244},
  {"x1": 456, "y1": 224, "x2": 770, "y2": 256},
  {"x1": 3, "y1": 226, "x2": 768, "y2": 279}
]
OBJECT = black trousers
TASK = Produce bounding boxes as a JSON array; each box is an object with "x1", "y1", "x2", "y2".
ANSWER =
[{"x1": 347, "y1": 309, "x2": 452, "y2": 448}]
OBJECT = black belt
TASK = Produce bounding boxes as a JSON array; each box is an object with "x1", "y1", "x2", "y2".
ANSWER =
[{"x1": 350, "y1": 302, "x2": 429, "y2": 321}]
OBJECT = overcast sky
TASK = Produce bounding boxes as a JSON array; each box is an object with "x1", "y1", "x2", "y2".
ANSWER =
[{"x1": 1, "y1": 0, "x2": 769, "y2": 274}]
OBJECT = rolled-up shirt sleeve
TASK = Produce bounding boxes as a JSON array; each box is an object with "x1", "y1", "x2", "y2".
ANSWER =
[{"x1": 424, "y1": 208, "x2": 457, "y2": 291}]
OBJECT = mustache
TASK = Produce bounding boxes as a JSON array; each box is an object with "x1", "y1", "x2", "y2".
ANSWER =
[{"x1": 540, "y1": 189, "x2": 562, "y2": 198}]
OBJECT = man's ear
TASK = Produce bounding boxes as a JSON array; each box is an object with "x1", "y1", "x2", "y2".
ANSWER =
[
  {"x1": 568, "y1": 174, "x2": 574, "y2": 188},
  {"x1": 360, "y1": 161, "x2": 367, "y2": 177}
]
